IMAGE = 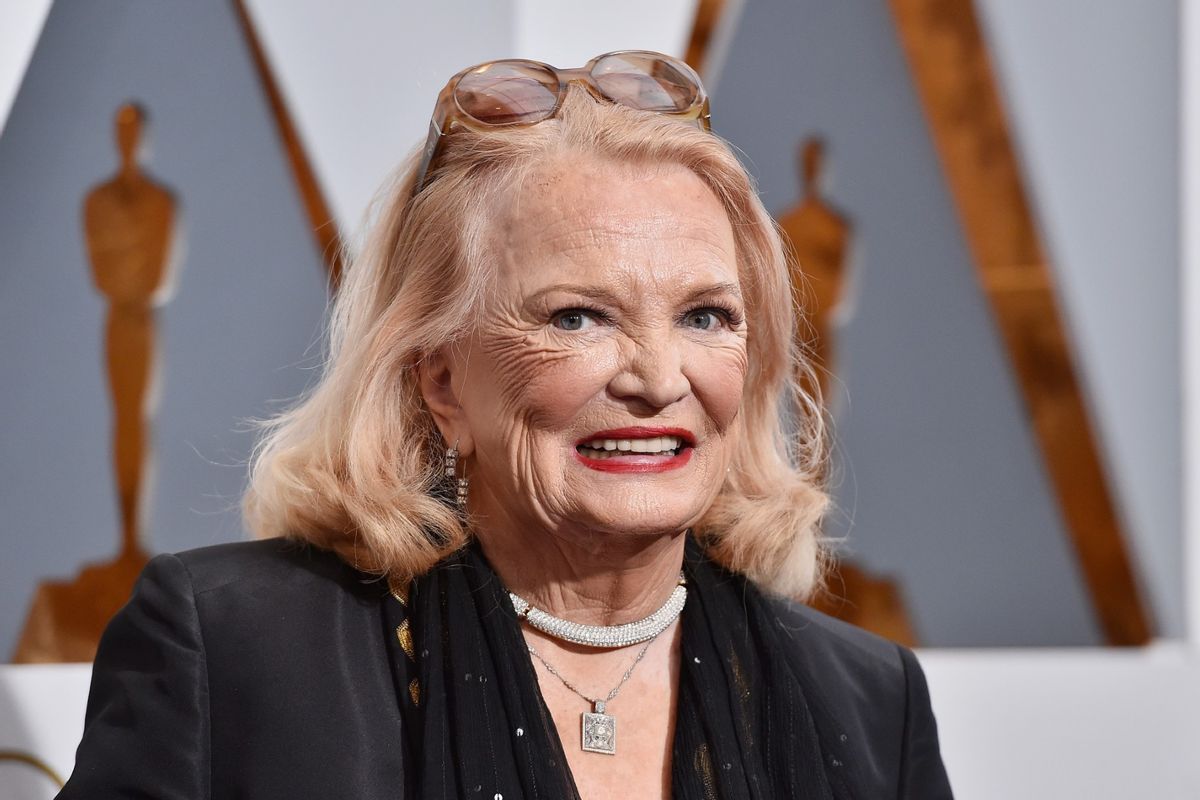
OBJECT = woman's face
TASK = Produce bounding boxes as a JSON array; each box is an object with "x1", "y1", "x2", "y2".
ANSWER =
[{"x1": 432, "y1": 155, "x2": 748, "y2": 544}]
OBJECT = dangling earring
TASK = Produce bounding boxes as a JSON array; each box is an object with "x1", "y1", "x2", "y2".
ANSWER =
[{"x1": 444, "y1": 439, "x2": 469, "y2": 510}]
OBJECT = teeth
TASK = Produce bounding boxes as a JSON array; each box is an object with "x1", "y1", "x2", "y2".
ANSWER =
[
  {"x1": 579, "y1": 435, "x2": 685, "y2": 457},
  {"x1": 631, "y1": 438, "x2": 658, "y2": 453}
]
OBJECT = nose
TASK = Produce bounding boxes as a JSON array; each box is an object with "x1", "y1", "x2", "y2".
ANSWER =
[{"x1": 608, "y1": 328, "x2": 691, "y2": 410}]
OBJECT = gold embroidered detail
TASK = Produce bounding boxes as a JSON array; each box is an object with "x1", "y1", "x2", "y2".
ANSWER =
[
  {"x1": 388, "y1": 574, "x2": 410, "y2": 606},
  {"x1": 693, "y1": 743, "x2": 718, "y2": 800},
  {"x1": 408, "y1": 677, "x2": 421, "y2": 706},
  {"x1": 731, "y1": 651, "x2": 754, "y2": 748},
  {"x1": 396, "y1": 618, "x2": 415, "y2": 661}
]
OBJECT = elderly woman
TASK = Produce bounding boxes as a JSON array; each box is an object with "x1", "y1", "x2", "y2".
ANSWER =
[{"x1": 59, "y1": 51, "x2": 951, "y2": 799}]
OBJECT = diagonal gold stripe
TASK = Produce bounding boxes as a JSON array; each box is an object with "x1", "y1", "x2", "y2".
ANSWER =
[
  {"x1": 684, "y1": 0, "x2": 728, "y2": 76},
  {"x1": 232, "y1": 0, "x2": 344, "y2": 292},
  {"x1": 887, "y1": 0, "x2": 1151, "y2": 644}
]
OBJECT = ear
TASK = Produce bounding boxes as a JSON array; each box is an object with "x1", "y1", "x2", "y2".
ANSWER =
[{"x1": 417, "y1": 347, "x2": 474, "y2": 457}]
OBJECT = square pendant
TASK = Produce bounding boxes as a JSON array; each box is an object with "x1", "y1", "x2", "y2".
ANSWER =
[{"x1": 581, "y1": 711, "x2": 617, "y2": 754}]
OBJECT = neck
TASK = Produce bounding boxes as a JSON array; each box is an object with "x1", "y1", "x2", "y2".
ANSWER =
[{"x1": 474, "y1": 518, "x2": 688, "y2": 628}]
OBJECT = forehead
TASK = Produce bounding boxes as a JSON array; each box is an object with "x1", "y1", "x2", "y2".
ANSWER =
[{"x1": 486, "y1": 156, "x2": 739, "y2": 295}]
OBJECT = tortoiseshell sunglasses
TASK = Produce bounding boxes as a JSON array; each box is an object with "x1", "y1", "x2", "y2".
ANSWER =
[{"x1": 410, "y1": 49, "x2": 711, "y2": 197}]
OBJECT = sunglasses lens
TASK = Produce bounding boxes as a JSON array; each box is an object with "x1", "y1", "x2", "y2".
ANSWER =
[
  {"x1": 590, "y1": 53, "x2": 701, "y2": 113},
  {"x1": 455, "y1": 63, "x2": 560, "y2": 124}
]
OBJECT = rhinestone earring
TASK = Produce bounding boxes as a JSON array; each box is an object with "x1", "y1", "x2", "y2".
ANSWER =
[{"x1": 444, "y1": 440, "x2": 469, "y2": 510}]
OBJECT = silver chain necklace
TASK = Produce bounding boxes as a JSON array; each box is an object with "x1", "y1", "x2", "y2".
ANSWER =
[
  {"x1": 526, "y1": 631, "x2": 662, "y2": 755},
  {"x1": 508, "y1": 572, "x2": 687, "y2": 648}
]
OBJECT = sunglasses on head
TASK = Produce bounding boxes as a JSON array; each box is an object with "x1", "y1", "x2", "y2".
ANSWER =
[{"x1": 411, "y1": 50, "x2": 712, "y2": 198}]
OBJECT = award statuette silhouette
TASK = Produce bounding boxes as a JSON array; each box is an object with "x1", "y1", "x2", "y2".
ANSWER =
[
  {"x1": 13, "y1": 103, "x2": 181, "y2": 663},
  {"x1": 778, "y1": 136, "x2": 917, "y2": 647},
  {"x1": 777, "y1": 137, "x2": 851, "y2": 406}
]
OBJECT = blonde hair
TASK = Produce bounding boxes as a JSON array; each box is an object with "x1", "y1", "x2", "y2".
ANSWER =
[{"x1": 243, "y1": 87, "x2": 832, "y2": 598}]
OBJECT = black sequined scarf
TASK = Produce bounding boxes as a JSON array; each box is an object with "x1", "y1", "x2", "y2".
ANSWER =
[{"x1": 381, "y1": 535, "x2": 852, "y2": 798}]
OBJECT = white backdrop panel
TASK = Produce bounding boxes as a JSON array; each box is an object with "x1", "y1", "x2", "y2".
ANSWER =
[
  {"x1": 0, "y1": 0, "x2": 53, "y2": 136},
  {"x1": 244, "y1": 0, "x2": 698, "y2": 233}
]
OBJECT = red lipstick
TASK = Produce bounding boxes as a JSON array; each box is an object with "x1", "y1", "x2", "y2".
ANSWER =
[
  {"x1": 575, "y1": 427, "x2": 696, "y2": 445},
  {"x1": 573, "y1": 426, "x2": 695, "y2": 473}
]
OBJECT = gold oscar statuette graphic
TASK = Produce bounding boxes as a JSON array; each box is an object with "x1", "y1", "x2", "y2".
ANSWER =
[
  {"x1": 777, "y1": 137, "x2": 851, "y2": 405},
  {"x1": 13, "y1": 103, "x2": 181, "y2": 663},
  {"x1": 778, "y1": 137, "x2": 918, "y2": 646}
]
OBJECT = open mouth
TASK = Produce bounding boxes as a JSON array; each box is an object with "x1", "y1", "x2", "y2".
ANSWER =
[
  {"x1": 576, "y1": 435, "x2": 689, "y2": 459},
  {"x1": 572, "y1": 428, "x2": 696, "y2": 473}
]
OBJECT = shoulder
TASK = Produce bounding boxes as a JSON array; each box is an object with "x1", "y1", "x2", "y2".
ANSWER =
[
  {"x1": 761, "y1": 592, "x2": 908, "y2": 683},
  {"x1": 64, "y1": 543, "x2": 405, "y2": 797},
  {"x1": 758, "y1": 594, "x2": 953, "y2": 797},
  {"x1": 141, "y1": 538, "x2": 397, "y2": 709},
  {"x1": 759, "y1": 595, "x2": 907, "y2": 766},
  {"x1": 162, "y1": 536, "x2": 371, "y2": 597},
  {"x1": 139, "y1": 537, "x2": 390, "y2": 665},
  {"x1": 761, "y1": 593, "x2": 912, "y2": 723}
]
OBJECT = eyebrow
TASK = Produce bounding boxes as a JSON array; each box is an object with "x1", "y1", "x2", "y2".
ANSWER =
[
  {"x1": 686, "y1": 281, "x2": 744, "y2": 302},
  {"x1": 527, "y1": 281, "x2": 744, "y2": 307}
]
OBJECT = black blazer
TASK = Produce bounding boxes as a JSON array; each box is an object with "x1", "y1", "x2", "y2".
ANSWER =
[{"x1": 57, "y1": 537, "x2": 953, "y2": 798}]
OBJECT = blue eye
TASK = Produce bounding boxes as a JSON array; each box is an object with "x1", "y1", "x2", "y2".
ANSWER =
[
  {"x1": 681, "y1": 304, "x2": 742, "y2": 331},
  {"x1": 552, "y1": 309, "x2": 601, "y2": 331}
]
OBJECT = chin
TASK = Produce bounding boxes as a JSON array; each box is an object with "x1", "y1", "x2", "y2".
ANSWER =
[
  {"x1": 575, "y1": 497, "x2": 710, "y2": 540},
  {"x1": 556, "y1": 448, "x2": 722, "y2": 535}
]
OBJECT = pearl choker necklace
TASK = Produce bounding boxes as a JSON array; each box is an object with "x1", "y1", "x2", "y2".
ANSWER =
[{"x1": 508, "y1": 573, "x2": 687, "y2": 648}]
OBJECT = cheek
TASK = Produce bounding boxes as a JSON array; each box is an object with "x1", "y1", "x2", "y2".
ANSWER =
[
  {"x1": 475, "y1": 328, "x2": 618, "y2": 435},
  {"x1": 689, "y1": 342, "x2": 748, "y2": 433}
]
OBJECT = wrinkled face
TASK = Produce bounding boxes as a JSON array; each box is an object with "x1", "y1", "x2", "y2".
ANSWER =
[{"x1": 441, "y1": 155, "x2": 748, "y2": 542}]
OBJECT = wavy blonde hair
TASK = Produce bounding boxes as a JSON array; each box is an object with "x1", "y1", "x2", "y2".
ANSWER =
[{"x1": 243, "y1": 87, "x2": 832, "y2": 598}]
